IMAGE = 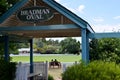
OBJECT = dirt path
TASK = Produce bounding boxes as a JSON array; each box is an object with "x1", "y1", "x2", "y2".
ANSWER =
[{"x1": 48, "y1": 67, "x2": 62, "y2": 80}]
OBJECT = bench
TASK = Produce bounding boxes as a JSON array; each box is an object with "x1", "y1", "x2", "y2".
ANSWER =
[{"x1": 49, "y1": 61, "x2": 61, "y2": 68}]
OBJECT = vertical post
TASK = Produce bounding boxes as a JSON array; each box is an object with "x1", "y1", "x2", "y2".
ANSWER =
[
  {"x1": 46, "y1": 61, "x2": 48, "y2": 80},
  {"x1": 30, "y1": 39, "x2": 33, "y2": 80},
  {"x1": 4, "y1": 36, "x2": 9, "y2": 61},
  {"x1": 81, "y1": 28, "x2": 89, "y2": 64},
  {"x1": 86, "y1": 33, "x2": 89, "y2": 62}
]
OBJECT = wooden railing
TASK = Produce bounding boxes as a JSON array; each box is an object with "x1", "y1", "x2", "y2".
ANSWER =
[{"x1": 15, "y1": 62, "x2": 48, "y2": 80}]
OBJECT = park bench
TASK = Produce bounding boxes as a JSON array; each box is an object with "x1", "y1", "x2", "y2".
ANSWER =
[{"x1": 49, "y1": 59, "x2": 61, "y2": 68}]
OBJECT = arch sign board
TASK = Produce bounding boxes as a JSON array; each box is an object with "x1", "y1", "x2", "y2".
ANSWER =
[{"x1": 17, "y1": 6, "x2": 54, "y2": 22}]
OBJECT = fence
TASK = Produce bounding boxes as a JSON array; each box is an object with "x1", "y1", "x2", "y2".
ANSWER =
[{"x1": 15, "y1": 61, "x2": 48, "y2": 80}]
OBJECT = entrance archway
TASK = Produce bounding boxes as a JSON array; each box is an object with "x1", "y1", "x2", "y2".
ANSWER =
[{"x1": 0, "y1": 0, "x2": 94, "y2": 75}]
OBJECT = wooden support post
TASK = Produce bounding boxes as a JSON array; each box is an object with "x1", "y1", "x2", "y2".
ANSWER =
[
  {"x1": 30, "y1": 39, "x2": 33, "y2": 80},
  {"x1": 45, "y1": 61, "x2": 48, "y2": 80},
  {"x1": 81, "y1": 29, "x2": 89, "y2": 64},
  {"x1": 4, "y1": 36, "x2": 9, "y2": 61}
]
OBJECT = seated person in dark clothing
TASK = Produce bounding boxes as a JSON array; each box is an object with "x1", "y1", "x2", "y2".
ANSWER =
[
  {"x1": 54, "y1": 59, "x2": 61, "y2": 68},
  {"x1": 49, "y1": 59, "x2": 61, "y2": 68}
]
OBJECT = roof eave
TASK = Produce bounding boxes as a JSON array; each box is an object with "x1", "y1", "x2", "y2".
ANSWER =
[
  {"x1": 43, "y1": 0, "x2": 94, "y2": 33},
  {"x1": 0, "y1": 0, "x2": 94, "y2": 33},
  {"x1": 87, "y1": 24, "x2": 95, "y2": 33},
  {"x1": 43, "y1": 0, "x2": 86, "y2": 27}
]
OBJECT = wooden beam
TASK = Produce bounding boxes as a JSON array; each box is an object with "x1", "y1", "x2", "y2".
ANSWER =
[
  {"x1": 0, "y1": 33, "x2": 30, "y2": 43},
  {"x1": 89, "y1": 33, "x2": 120, "y2": 39},
  {"x1": 0, "y1": 24, "x2": 79, "y2": 31}
]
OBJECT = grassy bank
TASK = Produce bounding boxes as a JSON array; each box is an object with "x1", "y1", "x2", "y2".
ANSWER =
[{"x1": 11, "y1": 54, "x2": 81, "y2": 62}]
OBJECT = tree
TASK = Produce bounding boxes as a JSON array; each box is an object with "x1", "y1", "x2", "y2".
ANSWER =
[
  {"x1": 62, "y1": 61, "x2": 120, "y2": 80},
  {"x1": 60, "y1": 37, "x2": 80, "y2": 54},
  {"x1": 0, "y1": 42, "x2": 19, "y2": 60},
  {"x1": 0, "y1": 0, "x2": 20, "y2": 60},
  {"x1": 0, "y1": 0, "x2": 20, "y2": 16},
  {"x1": 90, "y1": 38, "x2": 120, "y2": 63},
  {"x1": 33, "y1": 38, "x2": 44, "y2": 53},
  {"x1": 33, "y1": 38, "x2": 60, "y2": 54},
  {"x1": 89, "y1": 39, "x2": 101, "y2": 60},
  {"x1": 17, "y1": 43, "x2": 29, "y2": 48}
]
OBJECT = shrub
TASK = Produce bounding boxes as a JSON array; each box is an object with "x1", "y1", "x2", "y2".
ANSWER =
[
  {"x1": 62, "y1": 61, "x2": 120, "y2": 80},
  {"x1": 48, "y1": 74, "x2": 54, "y2": 80},
  {"x1": 0, "y1": 60, "x2": 17, "y2": 80}
]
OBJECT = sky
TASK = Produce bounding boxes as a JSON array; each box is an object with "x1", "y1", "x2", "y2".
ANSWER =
[
  {"x1": 48, "y1": 0, "x2": 120, "y2": 41},
  {"x1": 55, "y1": 0, "x2": 120, "y2": 33}
]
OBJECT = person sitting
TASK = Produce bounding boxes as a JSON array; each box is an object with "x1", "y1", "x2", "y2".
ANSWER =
[
  {"x1": 54, "y1": 59, "x2": 61, "y2": 68},
  {"x1": 51, "y1": 59, "x2": 54, "y2": 62},
  {"x1": 49, "y1": 59, "x2": 61, "y2": 68},
  {"x1": 49, "y1": 59, "x2": 54, "y2": 68},
  {"x1": 54, "y1": 59, "x2": 58, "y2": 64}
]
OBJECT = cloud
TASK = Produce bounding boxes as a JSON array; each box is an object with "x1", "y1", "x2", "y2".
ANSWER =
[
  {"x1": 93, "y1": 17, "x2": 104, "y2": 22},
  {"x1": 55, "y1": 0, "x2": 61, "y2": 2},
  {"x1": 93, "y1": 17, "x2": 104, "y2": 23},
  {"x1": 66, "y1": 5, "x2": 85, "y2": 14},
  {"x1": 67, "y1": 7, "x2": 77, "y2": 13},
  {"x1": 77, "y1": 5, "x2": 85, "y2": 13},
  {"x1": 92, "y1": 24, "x2": 120, "y2": 32},
  {"x1": 113, "y1": 16, "x2": 120, "y2": 19}
]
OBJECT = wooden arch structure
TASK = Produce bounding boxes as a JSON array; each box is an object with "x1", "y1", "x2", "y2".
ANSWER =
[{"x1": 0, "y1": 0, "x2": 94, "y2": 75}]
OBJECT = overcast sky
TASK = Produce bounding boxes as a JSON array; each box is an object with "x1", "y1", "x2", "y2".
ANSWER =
[{"x1": 55, "y1": 0, "x2": 120, "y2": 33}]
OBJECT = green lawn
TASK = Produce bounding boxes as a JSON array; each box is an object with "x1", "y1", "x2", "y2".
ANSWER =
[{"x1": 11, "y1": 54, "x2": 81, "y2": 62}]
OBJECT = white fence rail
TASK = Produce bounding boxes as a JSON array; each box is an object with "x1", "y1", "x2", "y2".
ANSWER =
[{"x1": 15, "y1": 62, "x2": 48, "y2": 80}]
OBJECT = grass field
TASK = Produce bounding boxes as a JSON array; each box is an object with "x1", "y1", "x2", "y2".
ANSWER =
[{"x1": 11, "y1": 54, "x2": 81, "y2": 62}]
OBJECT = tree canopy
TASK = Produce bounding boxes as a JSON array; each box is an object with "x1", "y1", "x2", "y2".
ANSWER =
[
  {"x1": 33, "y1": 38, "x2": 60, "y2": 54},
  {"x1": 0, "y1": 0, "x2": 19, "y2": 16},
  {"x1": 33, "y1": 38, "x2": 81, "y2": 54},
  {"x1": 0, "y1": 0, "x2": 22, "y2": 60},
  {"x1": 90, "y1": 38, "x2": 120, "y2": 63},
  {"x1": 60, "y1": 37, "x2": 80, "y2": 54}
]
